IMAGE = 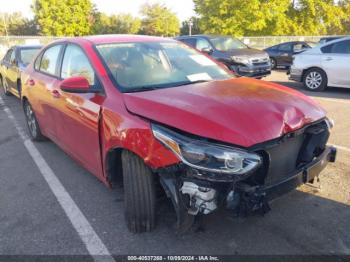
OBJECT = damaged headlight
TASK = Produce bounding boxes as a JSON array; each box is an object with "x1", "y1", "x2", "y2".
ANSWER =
[
  {"x1": 152, "y1": 124, "x2": 261, "y2": 174},
  {"x1": 325, "y1": 117, "x2": 334, "y2": 130}
]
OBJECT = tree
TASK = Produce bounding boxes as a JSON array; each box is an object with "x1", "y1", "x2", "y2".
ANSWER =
[
  {"x1": 92, "y1": 12, "x2": 141, "y2": 34},
  {"x1": 193, "y1": 0, "x2": 350, "y2": 36},
  {"x1": 140, "y1": 3, "x2": 180, "y2": 36},
  {"x1": 32, "y1": 0, "x2": 93, "y2": 36},
  {"x1": 0, "y1": 12, "x2": 38, "y2": 36},
  {"x1": 288, "y1": 0, "x2": 350, "y2": 35},
  {"x1": 180, "y1": 17, "x2": 201, "y2": 35},
  {"x1": 193, "y1": 0, "x2": 295, "y2": 36}
]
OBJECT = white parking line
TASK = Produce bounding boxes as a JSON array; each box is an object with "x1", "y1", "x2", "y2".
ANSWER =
[
  {"x1": 0, "y1": 96, "x2": 115, "y2": 262},
  {"x1": 333, "y1": 144, "x2": 350, "y2": 153}
]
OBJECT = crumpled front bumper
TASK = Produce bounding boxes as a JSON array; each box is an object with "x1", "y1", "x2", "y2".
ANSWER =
[
  {"x1": 255, "y1": 145, "x2": 336, "y2": 201},
  {"x1": 159, "y1": 145, "x2": 336, "y2": 233}
]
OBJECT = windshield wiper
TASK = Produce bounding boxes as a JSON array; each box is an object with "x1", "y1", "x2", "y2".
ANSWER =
[
  {"x1": 123, "y1": 86, "x2": 161, "y2": 93},
  {"x1": 171, "y1": 79, "x2": 211, "y2": 87}
]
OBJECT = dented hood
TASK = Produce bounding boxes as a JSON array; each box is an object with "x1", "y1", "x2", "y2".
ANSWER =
[{"x1": 123, "y1": 78, "x2": 326, "y2": 148}]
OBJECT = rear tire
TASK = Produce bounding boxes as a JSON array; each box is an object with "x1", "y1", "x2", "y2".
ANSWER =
[
  {"x1": 2, "y1": 78, "x2": 11, "y2": 96},
  {"x1": 122, "y1": 150, "x2": 156, "y2": 233},
  {"x1": 303, "y1": 68, "x2": 327, "y2": 92},
  {"x1": 23, "y1": 100, "x2": 46, "y2": 141}
]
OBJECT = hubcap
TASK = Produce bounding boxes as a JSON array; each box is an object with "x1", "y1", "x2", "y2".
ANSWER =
[
  {"x1": 305, "y1": 71, "x2": 322, "y2": 89},
  {"x1": 26, "y1": 104, "x2": 37, "y2": 137}
]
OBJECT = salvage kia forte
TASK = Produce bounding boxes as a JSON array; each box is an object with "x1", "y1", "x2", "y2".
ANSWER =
[{"x1": 21, "y1": 35, "x2": 336, "y2": 233}]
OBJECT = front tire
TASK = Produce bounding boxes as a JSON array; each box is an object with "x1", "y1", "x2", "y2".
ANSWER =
[
  {"x1": 122, "y1": 151, "x2": 156, "y2": 233},
  {"x1": 270, "y1": 58, "x2": 277, "y2": 69},
  {"x1": 23, "y1": 100, "x2": 46, "y2": 141},
  {"x1": 303, "y1": 68, "x2": 327, "y2": 91}
]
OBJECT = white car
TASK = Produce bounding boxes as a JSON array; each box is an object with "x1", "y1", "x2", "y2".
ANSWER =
[{"x1": 289, "y1": 37, "x2": 350, "y2": 91}]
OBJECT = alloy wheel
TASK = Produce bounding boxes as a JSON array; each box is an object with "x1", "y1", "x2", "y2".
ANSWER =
[
  {"x1": 305, "y1": 71, "x2": 322, "y2": 90},
  {"x1": 25, "y1": 104, "x2": 37, "y2": 138}
]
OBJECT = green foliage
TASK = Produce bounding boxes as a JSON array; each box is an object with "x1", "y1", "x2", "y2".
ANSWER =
[
  {"x1": 32, "y1": 0, "x2": 93, "y2": 36},
  {"x1": 0, "y1": 12, "x2": 38, "y2": 36},
  {"x1": 193, "y1": 0, "x2": 350, "y2": 36},
  {"x1": 140, "y1": 3, "x2": 180, "y2": 36},
  {"x1": 180, "y1": 17, "x2": 201, "y2": 35},
  {"x1": 92, "y1": 12, "x2": 141, "y2": 34}
]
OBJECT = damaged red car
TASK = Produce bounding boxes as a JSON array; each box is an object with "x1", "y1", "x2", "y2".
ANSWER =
[{"x1": 21, "y1": 35, "x2": 336, "y2": 233}]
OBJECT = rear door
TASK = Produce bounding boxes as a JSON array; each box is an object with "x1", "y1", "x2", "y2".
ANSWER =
[
  {"x1": 321, "y1": 39, "x2": 350, "y2": 87},
  {"x1": 28, "y1": 44, "x2": 64, "y2": 138},
  {"x1": 1, "y1": 49, "x2": 13, "y2": 87},
  {"x1": 6, "y1": 48, "x2": 21, "y2": 95},
  {"x1": 277, "y1": 43, "x2": 293, "y2": 66},
  {"x1": 53, "y1": 43, "x2": 104, "y2": 177}
]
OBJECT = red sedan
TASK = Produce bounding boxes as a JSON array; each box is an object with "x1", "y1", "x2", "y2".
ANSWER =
[{"x1": 21, "y1": 35, "x2": 336, "y2": 233}]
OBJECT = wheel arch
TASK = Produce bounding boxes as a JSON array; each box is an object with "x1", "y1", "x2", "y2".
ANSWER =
[{"x1": 302, "y1": 66, "x2": 328, "y2": 83}]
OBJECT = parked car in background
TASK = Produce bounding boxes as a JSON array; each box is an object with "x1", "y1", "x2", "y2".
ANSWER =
[
  {"x1": 265, "y1": 41, "x2": 315, "y2": 69},
  {"x1": 318, "y1": 36, "x2": 347, "y2": 45},
  {"x1": 176, "y1": 35, "x2": 271, "y2": 78},
  {"x1": 289, "y1": 37, "x2": 350, "y2": 91},
  {"x1": 0, "y1": 45, "x2": 42, "y2": 98},
  {"x1": 21, "y1": 35, "x2": 336, "y2": 233}
]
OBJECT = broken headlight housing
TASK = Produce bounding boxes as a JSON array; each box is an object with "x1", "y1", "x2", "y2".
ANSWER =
[{"x1": 152, "y1": 124, "x2": 261, "y2": 175}]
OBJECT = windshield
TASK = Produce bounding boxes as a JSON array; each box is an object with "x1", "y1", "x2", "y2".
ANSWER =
[
  {"x1": 96, "y1": 41, "x2": 232, "y2": 92},
  {"x1": 210, "y1": 37, "x2": 247, "y2": 51},
  {"x1": 19, "y1": 48, "x2": 41, "y2": 66}
]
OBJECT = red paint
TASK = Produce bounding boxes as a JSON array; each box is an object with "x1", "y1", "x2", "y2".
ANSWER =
[
  {"x1": 21, "y1": 35, "x2": 327, "y2": 187},
  {"x1": 60, "y1": 76, "x2": 90, "y2": 91}
]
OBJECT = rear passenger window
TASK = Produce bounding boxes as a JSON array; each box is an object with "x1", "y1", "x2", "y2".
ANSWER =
[
  {"x1": 40, "y1": 45, "x2": 62, "y2": 76},
  {"x1": 61, "y1": 44, "x2": 95, "y2": 85},
  {"x1": 321, "y1": 40, "x2": 350, "y2": 54}
]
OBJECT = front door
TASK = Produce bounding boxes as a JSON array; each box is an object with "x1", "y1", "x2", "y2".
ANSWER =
[
  {"x1": 52, "y1": 44, "x2": 104, "y2": 177},
  {"x1": 321, "y1": 39, "x2": 350, "y2": 87}
]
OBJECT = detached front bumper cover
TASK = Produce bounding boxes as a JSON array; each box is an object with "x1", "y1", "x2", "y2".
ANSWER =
[{"x1": 159, "y1": 145, "x2": 336, "y2": 233}]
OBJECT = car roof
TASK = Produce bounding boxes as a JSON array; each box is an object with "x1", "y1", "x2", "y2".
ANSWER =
[
  {"x1": 320, "y1": 36, "x2": 350, "y2": 45},
  {"x1": 61, "y1": 35, "x2": 175, "y2": 45},
  {"x1": 9, "y1": 45, "x2": 42, "y2": 50}
]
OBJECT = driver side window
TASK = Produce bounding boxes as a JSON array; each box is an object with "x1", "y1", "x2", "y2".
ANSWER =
[
  {"x1": 196, "y1": 38, "x2": 211, "y2": 50},
  {"x1": 61, "y1": 44, "x2": 95, "y2": 85}
]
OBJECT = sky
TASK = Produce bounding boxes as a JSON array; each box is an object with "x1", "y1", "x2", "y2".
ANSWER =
[{"x1": 0, "y1": 0, "x2": 195, "y2": 21}]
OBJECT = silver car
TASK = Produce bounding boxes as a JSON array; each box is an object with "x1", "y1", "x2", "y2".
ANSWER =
[{"x1": 289, "y1": 37, "x2": 350, "y2": 91}]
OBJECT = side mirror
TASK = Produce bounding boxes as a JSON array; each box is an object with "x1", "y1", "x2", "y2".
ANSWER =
[
  {"x1": 201, "y1": 47, "x2": 213, "y2": 55},
  {"x1": 11, "y1": 59, "x2": 17, "y2": 66},
  {"x1": 60, "y1": 76, "x2": 91, "y2": 93}
]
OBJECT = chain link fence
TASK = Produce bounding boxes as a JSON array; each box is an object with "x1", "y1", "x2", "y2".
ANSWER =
[{"x1": 0, "y1": 35, "x2": 347, "y2": 57}]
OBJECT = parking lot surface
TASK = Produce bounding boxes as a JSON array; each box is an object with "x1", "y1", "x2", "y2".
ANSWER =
[{"x1": 0, "y1": 71, "x2": 349, "y2": 256}]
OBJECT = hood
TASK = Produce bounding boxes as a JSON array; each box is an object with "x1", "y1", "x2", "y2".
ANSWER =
[
  {"x1": 224, "y1": 48, "x2": 268, "y2": 57},
  {"x1": 123, "y1": 78, "x2": 326, "y2": 148}
]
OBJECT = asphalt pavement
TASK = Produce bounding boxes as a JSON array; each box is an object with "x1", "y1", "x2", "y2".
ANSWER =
[{"x1": 0, "y1": 71, "x2": 349, "y2": 256}]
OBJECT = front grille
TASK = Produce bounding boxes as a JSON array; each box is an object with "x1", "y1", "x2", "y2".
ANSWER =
[
  {"x1": 251, "y1": 57, "x2": 269, "y2": 66},
  {"x1": 262, "y1": 121, "x2": 329, "y2": 186}
]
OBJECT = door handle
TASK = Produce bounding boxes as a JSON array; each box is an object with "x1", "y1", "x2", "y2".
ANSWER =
[
  {"x1": 27, "y1": 79, "x2": 35, "y2": 86},
  {"x1": 51, "y1": 90, "x2": 61, "y2": 98},
  {"x1": 325, "y1": 57, "x2": 333, "y2": 61}
]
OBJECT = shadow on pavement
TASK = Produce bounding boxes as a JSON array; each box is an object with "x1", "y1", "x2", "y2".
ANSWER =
[{"x1": 156, "y1": 188, "x2": 350, "y2": 255}]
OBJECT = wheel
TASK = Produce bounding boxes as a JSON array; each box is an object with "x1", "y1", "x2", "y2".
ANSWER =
[
  {"x1": 23, "y1": 100, "x2": 46, "y2": 141},
  {"x1": 17, "y1": 79, "x2": 22, "y2": 98},
  {"x1": 270, "y1": 58, "x2": 277, "y2": 69},
  {"x1": 2, "y1": 77, "x2": 11, "y2": 96},
  {"x1": 122, "y1": 150, "x2": 156, "y2": 233},
  {"x1": 303, "y1": 68, "x2": 327, "y2": 91}
]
